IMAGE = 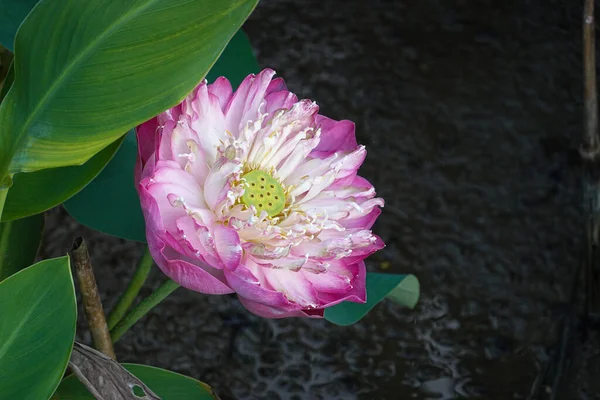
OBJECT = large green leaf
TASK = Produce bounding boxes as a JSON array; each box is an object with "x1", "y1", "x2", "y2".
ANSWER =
[
  {"x1": 53, "y1": 364, "x2": 217, "y2": 400},
  {"x1": 0, "y1": 0, "x2": 258, "y2": 179},
  {"x1": 1, "y1": 135, "x2": 125, "y2": 222},
  {"x1": 0, "y1": 48, "x2": 127, "y2": 223},
  {"x1": 324, "y1": 272, "x2": 420, "y2": 326},
  {"x1": 64, "y1": 30, "x2": 260, "y2": 242},
  {"x1": 0, "y1": 0, "x2": 39, "y2": 52},
  {"x1": 0, "y1": 256, "x2": 76, "y2": 400},
  {"x1": 0, "y1": 212, "x2": 44, "y2": 281}
]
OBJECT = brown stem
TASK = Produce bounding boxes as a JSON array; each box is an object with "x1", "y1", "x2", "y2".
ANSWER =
[
  {"x1": 529, "y1": 2, "x2": 600, "y2": 398},
  {"x1": 71, "y1": 237, "x2": 116, "y2": 360},
  {"x1": 584, "y1": 0, "x2": 598, "y2": 154},
  {"x1": 582, "y1": 0, "x2": 600, "y2": 316}
]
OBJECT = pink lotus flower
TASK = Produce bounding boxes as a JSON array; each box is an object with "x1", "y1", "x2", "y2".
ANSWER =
[{"x1": 136, "y1": 68, "x2": 384, "y2": 318}]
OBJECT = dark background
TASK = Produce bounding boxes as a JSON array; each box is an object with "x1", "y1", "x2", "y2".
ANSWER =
[{"x1": 42, "y1": 0, "x2": 599, "y2": 398}]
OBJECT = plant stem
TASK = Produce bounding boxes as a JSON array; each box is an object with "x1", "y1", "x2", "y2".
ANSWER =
[
  {"x1": 582, "y1": 0, "x2": 600, "y2": 318},
  {"x1": 71, "y1": 237, "x2": 116, "y2": 360},
  {"x1": 584, "y1": 0, "x2": 598, "y2": 153},
  {"x1": 110, "y1": 279, "x2": 180, "y2": 343},
  {"x1": 107, "y1": 247, "x2": 154, "y2": 330},
  {"x1": 528, "y1": 4, "x2": 600, "y2": 398}
]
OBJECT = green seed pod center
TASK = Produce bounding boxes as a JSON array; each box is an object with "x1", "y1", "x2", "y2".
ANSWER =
[{"x1": 240, "y1": 170, "x2": 286, "y2": 217}]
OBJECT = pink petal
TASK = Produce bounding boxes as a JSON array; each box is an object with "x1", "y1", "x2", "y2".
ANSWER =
[
  {"x1": 223, "y1": 263, "x2": 296, "y2": 309},
  {"x1": 238, "y1": 296, "x2": 323, "y2": 318},
  {"x1": 341, "y1": 207, "x2": 382, "y2": 229},
  {"x1": 327, "y1": 175, "x2": 374, "y2": 194},
  {"x1": 176, "y1": 217, "x2": 223, "y2": 268},
  {"x1": 224, "y1": 68, "x2": 276, "y2": 135},
  {"x1": 156, "y1": 250, "x2": 234, "y2": 295},
  {"x1": 303, "y1": 260, "x2": 356, "y2": 293},
  {"x1": 347, "y1": 233, "x2": 385, "y2": 259},
  {"x1": 213, "y1": 224, "x2": 243, "y2": 270},
  {"x1": 187, "y1": 84, "x2": 227, "y2": 166},
  {"x1": 143, "y1": 161, "x2": 208, "y2": 231},
  {"x1": 158, "y1": 105, "x2": 182, "y2": 126},
  {"x1": 136, "y1": 117, "x2": 158, "y2": 168},
  {"x1": 264, "y1": 91, "x2": 298, "y2": 114},
  {"x1": 312, "y1": 115, "x2": 358, "y2": 158},
  {"x1": 202, "y1": 156, "x2": 239, "y2": 210},
  {"x1": 168, "y1": 122, "x2": 192, "y2": 158},
  {"x1": 262, "y1": 77, "x2": 296, "y2": 114},
  {"x1": 315, "y1": 261, "x2": 367, "y2": 306},
  {"x1": 261, "y1": 267, "x2": 320, "y2": 308},
  {"x1": 140, "y1": 184, "x2": 233, "y2": 295},
  {"x1": 140, "y1": 183, "x2": 184, "y2": 234},
  {"x1": 155, "y1": 120, "x2": 178, "y2": 161},
  {"x1": 334, "y1": 146, "x2": 367, "y2": 180},
  {"x1": 265, "y1": 77, "x2": 287, "y2": 94},
  {"x1": 138, "y1": 151, "x2": 157, "y2": 184},
  {"x1": 208, "y1": 76, "x2": 233, "y2": 112},
  {"x1": 343, "y1": 197, "x2": 385, "y2": 224}
]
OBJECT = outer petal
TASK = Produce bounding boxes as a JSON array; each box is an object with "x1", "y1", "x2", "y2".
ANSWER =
[
  {"x1": 176, "y1": 217, "x2": 223, "y2": 268},
  {"x1": 147, "y1": 160, "x2": 207, "y2": 202},
  {"x1": 303, "y1": 260, "x2": 356, "y2": 293},
  {"x1": 136, "y1": 117, "x2": 159, "y2": 169},
  {"x1": 264, "y1": 90, "x2": 298, "y2": 114},
  {"x1": 238, "y1": 296, "x2": 323, "y2": 318},
  {"x1": 223, "y1": 261, "x2": 297, "y2": 310},
  {"x1": 261, "y1": 267, "x2": 320, "y2": 308},
  {"x1": 314, "y1": 261, "x2": 367, "y2": 306},
  {"x1": 135, "y1": 117, "x2": 161, "y2": 185},
  {"x1": 139, "y1": 183, "x2": 233, "y2": 294},
  {"x1": 157, "y1": 251, "x2": 233, "y2": 295},
  {"x1": 312, "y1": 115, "x2": 358, "y2": 157},
  {"x1": 208, "y1": 76, "x2": 233, "y2": 112},
  {"x1": 342, "y1": 207, "x2": 382, "y2": 229},
  {"x1": 265, "y1": 77, "x2": 287, "y2": 94}
]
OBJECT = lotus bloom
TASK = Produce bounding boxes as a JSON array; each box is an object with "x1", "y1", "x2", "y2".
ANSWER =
[{"x1": 136, "y1": 68, "x2": 384, "y2": 318}]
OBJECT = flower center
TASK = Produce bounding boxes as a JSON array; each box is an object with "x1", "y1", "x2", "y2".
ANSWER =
[{"x1": 240, "y1": 170, "x2": 286, "y2": 217}]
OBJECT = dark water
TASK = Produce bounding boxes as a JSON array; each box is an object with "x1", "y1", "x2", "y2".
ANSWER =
[{"x1": 42, "y1": 0, "x2": 599, "y2": 398}]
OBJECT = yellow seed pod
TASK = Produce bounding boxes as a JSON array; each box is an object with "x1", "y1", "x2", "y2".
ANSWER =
[{"x1": 241, "y1": 170, "x2": 286, "y2": 217}]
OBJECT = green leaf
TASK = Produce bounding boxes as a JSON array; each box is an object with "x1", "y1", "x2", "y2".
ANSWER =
[
  {"x1": 1, "y1": 135, "x2": 125, "y2": 222},
  {"x1": 0, "y1": 44, "x2": 128, "y2": 223},
  {"x1": 64, "y1": 30, "x2": 260, "y2": 242},
  {"x1": 386, "y1": 274, "x2": 420, "y2": 307},
  {"x1": 324, "y1": 272, "x2": 420, "y2": 326},
  {"x1": 0, "y1": 0, "x2": 39, "y2": 52},
  {"x1": 0, "y1": 256, "x2": 77, "y2": 400},
  {"x1": 64, "y1": 132, "x2": 144, "y2": 241},
  {"x1": 0, "y1": 212, "x2": 44, "y2": 281},
  {"x1": 53, "y1": 364, "x2": 217, "y2": 400},
  {"x1": 0, "y1": 0, "x2": 258, "y2": 178}
]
